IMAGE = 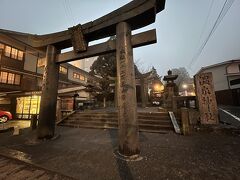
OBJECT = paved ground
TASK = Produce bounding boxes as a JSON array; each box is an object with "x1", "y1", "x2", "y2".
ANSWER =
[
  {"x1": 0, "y1": 126, "x2": 239, "y2": 180},
  {"x1": 0, "y1": 120, "x2": 30, "y2": 132},
  {"x1": 0, "y1": 106, "x2": 239, "y2": 179}
]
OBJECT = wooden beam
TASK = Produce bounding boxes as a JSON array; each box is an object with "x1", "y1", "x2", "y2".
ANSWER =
[{"x1": 56, "y1": 29, "x2": 156, "y2": 64}]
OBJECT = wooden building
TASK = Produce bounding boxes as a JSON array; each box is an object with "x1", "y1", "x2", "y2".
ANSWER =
[{"x1": 0, "y1": 29, "x2": 97, "y2": 119}]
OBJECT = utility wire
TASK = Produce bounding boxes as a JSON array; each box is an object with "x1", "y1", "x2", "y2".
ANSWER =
[
  {"x1": 62, "y1": 0, "x2": 75, "y2": 26},
  {"x1": 65, "y1": 0, "x2": 76, "y2": 25},
  {"x1": 188, "y1": 0, "x2": 235, "y2": 72},
  {"x1": 189, "y1": 0, "x2": 227, "y2": 69},
  {"x1": 188, "y1": 0, "x2": 215, "y2": 70}
]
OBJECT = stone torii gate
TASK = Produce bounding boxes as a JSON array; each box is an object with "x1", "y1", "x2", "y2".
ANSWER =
[{"x1": 5, "y1": 0, "x2": 166, "y2": 156}]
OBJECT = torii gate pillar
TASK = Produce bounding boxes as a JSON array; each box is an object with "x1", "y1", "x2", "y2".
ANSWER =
[
  {"x1": 37, "y1": 45, "x2": 59, "y2": 139},
  {"x1": 116, "y1": 22, "x2": 140, "y2": 156}
]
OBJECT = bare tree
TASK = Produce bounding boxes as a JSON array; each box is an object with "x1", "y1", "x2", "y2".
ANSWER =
[{"x1": 172, "y1": 67, "x2": 191, "y2": 89}]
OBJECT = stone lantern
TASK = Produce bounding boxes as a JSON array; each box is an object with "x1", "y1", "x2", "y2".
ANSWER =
[{"x1": 162, "y1": 70, "x2": 179, "y2": 109}]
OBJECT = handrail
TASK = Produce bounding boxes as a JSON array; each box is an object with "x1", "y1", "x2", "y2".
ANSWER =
[
  {"x1": 169, "y1": 111, "x2": 181, "y2": 134},
  {"x1": 56, "y1": 110, "x2": 76, "y2": 125}
]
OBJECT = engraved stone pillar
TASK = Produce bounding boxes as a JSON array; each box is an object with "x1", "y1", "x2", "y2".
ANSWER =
[
  {"x1": 140, "y1": 78, "x2": 148, "y2": 108},
  {"x1": 194, "y1": 72, "x2": 218, "y2": 124},
  {"x1": 37, "y1": 45, "x2": 59, "y2": 139},
  {"x1": 114, "y1": 79, "x2": 118, "y2": 108},
  {"x1": 116, "y1": 22, "x2": 140, "y2": 156}
]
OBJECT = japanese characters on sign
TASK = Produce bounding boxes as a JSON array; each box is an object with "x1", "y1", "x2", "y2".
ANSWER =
[
  {"x1": 195, "y1": 72, "x2": 218, "y2": 124},
  {"x1": 69, "y1": 24, "x2": 88, "y2": 53}
]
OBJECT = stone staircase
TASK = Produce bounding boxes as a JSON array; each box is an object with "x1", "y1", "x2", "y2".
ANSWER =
[{"x1": 59, "y1": 111, "x2": 174, "y2": 133}]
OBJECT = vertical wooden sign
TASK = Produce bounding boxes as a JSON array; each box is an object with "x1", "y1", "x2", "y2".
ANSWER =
[
  {"x1": 69, "y1": 24, "x2": 87, "y2": 53},
  {"x1": 194, "y1": 72, "x2": 219, "y2": 124}
]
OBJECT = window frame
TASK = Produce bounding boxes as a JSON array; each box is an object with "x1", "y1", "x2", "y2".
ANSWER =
[
  {"x1": 7, "y1": 72, "x2": 15, "y2": 84},
  {"x1": 3, "y1": 44, "x2": 24, "y2": 61},
  {"x1": 4, "y1": 45, "x2": 11, "y2": 57},
  {"x1": 0, "y1": 71, "x2": 21, "y2": 86},
  {"x1": 80, "y1": 75, "x2": 85, "y2": 81},
  {"x1": 59, "y1": 66, "x2": 68, "y2": 74},
  {"x1": 17, "y1": 50, "x2": 24, "y2": 61},
  {"x1": 73, "y1": 72, "x2": 86, "y2": 81},
  {"x1": 0, "y1": 71, "x2": 8, "y2": 83},
  {"x1": 11, "y1": 48, "x2": 18, "y2": 59}
]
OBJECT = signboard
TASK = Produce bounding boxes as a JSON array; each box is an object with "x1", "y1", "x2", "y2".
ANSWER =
[
  {"x1": 69, "y1": 24, "x2": 87, "y2": 53},
  {"x1": 195, "y1": 72, "x2": 218, "y2": 124}
]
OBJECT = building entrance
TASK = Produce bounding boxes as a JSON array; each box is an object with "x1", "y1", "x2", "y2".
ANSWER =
[{"x1": 16, "y1": 95, "x2": 41, "y2": 119}]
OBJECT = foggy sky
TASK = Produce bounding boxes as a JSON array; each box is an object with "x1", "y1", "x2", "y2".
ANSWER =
[{"x1": 0, "y1": 0, "x2": 239, "y2": 77}]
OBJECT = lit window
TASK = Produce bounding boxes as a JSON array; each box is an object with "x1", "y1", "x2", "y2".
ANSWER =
[
  {"x1": 16, "y1": 96, "x2": 41, "y2": 118},
  {"x1": 11, "y1": 48, "x2": 18, "y2": 59},
  {"x1": 3, "y1": 45, "x2": 23, "y2": 60},
  {"x1": 80, "y1": 75, "x2": 85, "y2": 81},
  {"x1": 73, "y1": 72, "x2": 86, "y2": 81},
  {"x1": 37, "y1": 57, "x2": 46, "y2": 67},
  {"x1": 5, "y1": 46, "x2": 11, "y2": 57},
  {"x1": 0, "y1": 71, "x2": 21, "y2": 85},
  {"x1": 14, "y1": 74, "x2": 21, "y2": 85},
  {"x1": 0, "y1": 72, "x2": 8, "y2": 83},
  {"x1": 0, "y1": 43, "x2": 4, "y2": 49},
  {"x1": 59, "y1": 66, "x2": 67, "y2": 74},
  {"x1": 17, "y1": 51, "x2": 23, "y2": 60},
  {"x1": 8, "y1": 73, "x2": 15, "y2": 84},
  {"x1": 73, "y1": 72, "x2": 78, "y2": 79}
]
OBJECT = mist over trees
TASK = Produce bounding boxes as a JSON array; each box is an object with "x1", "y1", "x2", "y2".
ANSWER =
[{"x1": 171, "y1": 67, "x2": 192, "y2": 90}]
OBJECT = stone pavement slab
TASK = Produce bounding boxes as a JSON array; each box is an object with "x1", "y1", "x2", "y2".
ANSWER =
[{"x1": 0, "y1": 155, "x2": 73, "y2": 179}]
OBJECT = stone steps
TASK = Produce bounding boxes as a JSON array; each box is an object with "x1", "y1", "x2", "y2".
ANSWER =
[
  {"x1": 74, "y1": 112, "x2": 169, "y2": 116},
  {"x1": 59, "y1": 123, "x2": 171, "y2": 134},
  {"x1": 64, "y1": 119, "x2": 172, "y2": 127},
  {"x1": 68, "y1": 116, "x2": 170, "y2": 123},
  {"x1": 60, "y1": 123, "x2": 118, "y2": 130},
  {"x1": 59, "y1": 111, "x2": 174, "y2": 133},
  {"x1": 70, "y1": 115, "x2": 170, "y2": 120},
  {"x1": 138, "y1": 120, "x2": 172, "y2": 126}
]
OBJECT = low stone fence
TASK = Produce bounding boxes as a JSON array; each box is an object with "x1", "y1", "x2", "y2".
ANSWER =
[
  {"x1": 172, "y1": 96, "x2": 197, "y2": 114},
  {"x1": 171, "y1": 96, "x2": 200, "y2": 135},
  {"x1": 180, "y1": 107, "x2": 200, "y2": 135}
]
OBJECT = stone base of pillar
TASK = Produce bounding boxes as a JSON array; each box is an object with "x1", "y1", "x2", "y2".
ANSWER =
[
  {"x1": 114, "y1": 148, "x2": 142, "y2": 162},
  {"x1": 118, "y1": 144, "x2": 140, "y2": 157}
]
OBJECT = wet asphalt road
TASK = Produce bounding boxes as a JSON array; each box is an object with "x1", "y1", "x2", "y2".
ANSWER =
[{"x1": 219, "y1": 105, "x2": 240, "y2": 128}]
